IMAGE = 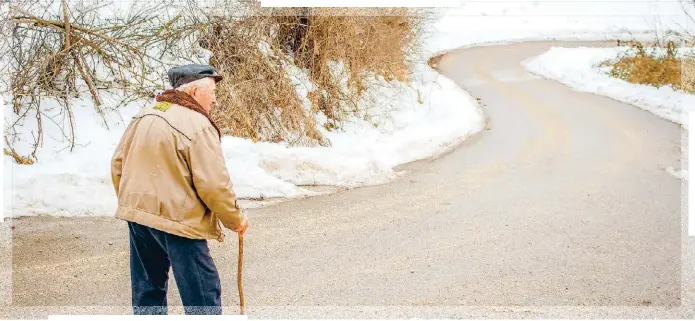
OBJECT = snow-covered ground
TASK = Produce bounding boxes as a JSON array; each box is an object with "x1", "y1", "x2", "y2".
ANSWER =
[
  {"x1": 522, "y1": 46, "x2": 695, "y2": 126},
  {"x1": 426, "y1": 0, "x2": 694, "y2": 56},
  {"x1": 4, "y1": 0, "x2": 694, "y2": 217},
  {"x1": 2, "y1": 50, "x2": 485, "y2": 217}
]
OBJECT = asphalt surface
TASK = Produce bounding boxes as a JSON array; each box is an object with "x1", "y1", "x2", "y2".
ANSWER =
[{"x1": 2, "y1": 41, "x2": 693, "y2": 319}]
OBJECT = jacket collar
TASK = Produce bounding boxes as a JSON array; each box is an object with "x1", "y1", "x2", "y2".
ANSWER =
[{"x1": 154, "y1": 89, "x2": 222, "y2": 140}]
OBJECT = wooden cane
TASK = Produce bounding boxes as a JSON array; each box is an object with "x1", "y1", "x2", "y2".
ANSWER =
[{"x1": 237, "y1": 233, "x2": 245, "y2": 315}]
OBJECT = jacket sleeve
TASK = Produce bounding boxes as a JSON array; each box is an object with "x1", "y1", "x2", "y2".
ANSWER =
[
  {"x1": 111, "y1": 120, "x2": 136, "y2": 197},
  {"x1": 111, "y1": 137, "x2": 125, "y2": 197},
  {"x1": 188, "y1": 126, "x2": 245, "y2": 230}
]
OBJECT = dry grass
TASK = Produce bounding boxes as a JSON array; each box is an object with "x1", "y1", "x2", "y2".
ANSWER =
[
  {"x1": 199, "y1": 5, "x2": 430, "y2": 146},
  {"x1": 684, "y1": 58, "x2": 695, "y2": 93},
  {"x1": 200, "y1": 15, "x2": 324, "y2": 145},
  {"x1": 605, "y1": 40, "x2": 694, "y2": 93}
]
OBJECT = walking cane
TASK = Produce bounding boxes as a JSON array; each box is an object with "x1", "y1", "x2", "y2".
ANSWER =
[{"x1": 237, "y1": 233, "x2": 245, "y2": 315}]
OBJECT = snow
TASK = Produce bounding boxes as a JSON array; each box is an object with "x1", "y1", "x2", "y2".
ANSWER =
[
  {"x1": 4, "y1": 0, "x2": 694, "y2": 217},
  {"x1": 521, "y1": 46, "x2": 695, "y2": 126},
  {"x1": 244, "y1": 64, "x2": 484, "y2": 188},
  {"x1": 425, "y1": 0, "x2": 695, "y2": 56},
  {"x1": 3, "y1": 58, "x2": 484, "y2": 218},
  {"x1": 666, "y1": 166, "x2": 688, "y2": 180}
]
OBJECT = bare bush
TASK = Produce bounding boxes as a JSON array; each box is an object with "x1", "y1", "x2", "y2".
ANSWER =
[
  {"x1": 2, "y1": 0, "x2": 433, "y2": 162},
  {"x1": 608, "y1": 41, "x2": 686, "y2": 91},
  {"x1": 3, "y1": 0, "x2": 204, "y2": 162},
  {"x1": 200, "y1": 5, "x2": 433, "y2": 146},
  {"x1": 602, "y1": 1, "x2": 695, "y2": 94},
  {"x1": 683, "y1": 57, "x2": 695, "y2": 92}
]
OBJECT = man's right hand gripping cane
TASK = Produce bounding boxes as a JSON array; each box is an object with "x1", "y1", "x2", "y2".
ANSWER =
[{"x1": 234, "y1": 217, "x2": 249, "y2": 236}]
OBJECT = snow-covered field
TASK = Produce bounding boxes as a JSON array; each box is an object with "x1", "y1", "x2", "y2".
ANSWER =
[
  {"x1": 522, "y1": 46, "x2": 695, "y2": 127},
  {"x1": 425, "y1": 0, "x2": 693, "y2": 56},
  {"x1": 4, "y1": 0, "x2": 694, "y2": 217}
]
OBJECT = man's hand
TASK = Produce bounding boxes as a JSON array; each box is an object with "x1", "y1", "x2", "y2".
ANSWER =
[{"x1": 234, "y1": 217, "x2": 248, "y2": 236}]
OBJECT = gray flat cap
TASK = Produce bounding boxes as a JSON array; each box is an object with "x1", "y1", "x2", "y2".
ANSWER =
[{"x1": 167, "y1": 64, "x2": 223, "y2": 89}]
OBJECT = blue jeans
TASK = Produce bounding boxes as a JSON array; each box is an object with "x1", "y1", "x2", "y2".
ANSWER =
[{"x1": 128, "y1": 221, "x2": 223, "y2": 315}]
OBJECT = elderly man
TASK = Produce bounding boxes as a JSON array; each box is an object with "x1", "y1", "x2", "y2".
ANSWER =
[{"x1": 110, "y1": 64, "x2": 248, "y2": 315}]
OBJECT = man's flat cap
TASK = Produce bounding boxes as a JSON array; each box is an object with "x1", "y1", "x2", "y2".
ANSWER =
[{"x1": 168, "y1": 64, "x2": 223, "y2": 89}]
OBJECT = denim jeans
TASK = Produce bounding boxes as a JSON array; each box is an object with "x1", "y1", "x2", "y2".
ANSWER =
[{"x1": 128, "y1": 221, "x2": 223, "y2": 315}]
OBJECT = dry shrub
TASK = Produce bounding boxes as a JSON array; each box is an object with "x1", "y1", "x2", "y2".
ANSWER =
[
  {"x1": 3, "y1": 0, "x2": 203, "y2": 162},
  {"x1": 200, "y1": 5, "x2": 429, "y2": 146},
  {"x1": 200, "y1": 14, "x2": 326, "y2": 146},
  {"x1": 683, "y1": 57, "x2": 695, "y2": 93},
  {"x1": 604, "y1": 0, "x2": 695, "y2": 93},
  {"x1": 607, "y1": 40, "x2": 692, "y2": 93},
  {"x1": 282, "y1": 14, "x2": 415, "y2": 126},
  {"x1": 3, "y1": 0, "x2": 432, "y2": 163}
]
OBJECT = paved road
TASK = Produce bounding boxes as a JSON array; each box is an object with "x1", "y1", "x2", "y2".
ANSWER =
[{"x1": 4, "y1": 41, "x2": 692, "y2": 318}]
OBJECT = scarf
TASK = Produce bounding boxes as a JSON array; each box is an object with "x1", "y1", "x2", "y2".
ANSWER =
[{"x1": 155, "y1": 89, "x2": 222, "y2": 140}]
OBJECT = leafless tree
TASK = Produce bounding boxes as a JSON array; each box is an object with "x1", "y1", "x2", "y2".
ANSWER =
[{"x1": 2, "y1": 0, "x2": 208, "y2": 163}]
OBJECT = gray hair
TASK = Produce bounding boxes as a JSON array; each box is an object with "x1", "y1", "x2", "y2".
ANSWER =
[{"x1": 175, "y1": 77, "x2": 215, "y2": 94}]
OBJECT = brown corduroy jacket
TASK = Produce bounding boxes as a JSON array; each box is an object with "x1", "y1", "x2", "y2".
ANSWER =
[{"x1": 110, "y1": 92, "x2": 244, "y2": 242}]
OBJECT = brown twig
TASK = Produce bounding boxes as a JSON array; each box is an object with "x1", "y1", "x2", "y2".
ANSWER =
[{"x1": 72, "y1": 50, "x2": 101, "y2": 106}]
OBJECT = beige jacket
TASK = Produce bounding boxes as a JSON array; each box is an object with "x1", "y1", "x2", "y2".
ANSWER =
[{"x1": 110, "y1": 100, "x2": 244, "y2": 242}]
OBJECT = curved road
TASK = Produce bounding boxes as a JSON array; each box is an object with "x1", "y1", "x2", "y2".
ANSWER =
[{"x1": 6, "y1": 41, "x2": 692, "y2": 318}]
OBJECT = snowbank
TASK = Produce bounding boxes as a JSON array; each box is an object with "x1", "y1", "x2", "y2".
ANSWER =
[
  {"x1": 425, "y1": 0, "x2": 693, "y2": 56},
  {"x1": 522, "y1": 46, "x2": 695, "y2": 127},
  {"x1": 3, "y1": 63, "x2": 484, "y2": 217},
  {"x1": 5, "y1": 0, "x2": 694, "y2": 217}
]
